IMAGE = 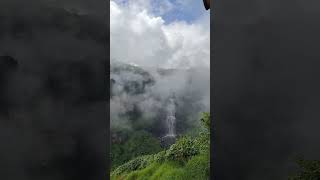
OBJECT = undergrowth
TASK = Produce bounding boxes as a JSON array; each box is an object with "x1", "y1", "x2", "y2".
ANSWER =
[{"x1": 111, "y1": 112, "x2": 210, "y2": 180}]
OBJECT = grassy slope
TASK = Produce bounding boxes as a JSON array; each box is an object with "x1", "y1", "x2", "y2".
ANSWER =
[
  {"x1": 111, "y1": 153, "x2": 209, "y2": 180},
  {"x1": 111, "y1": 113, "x2": 210, "y2": 180}
]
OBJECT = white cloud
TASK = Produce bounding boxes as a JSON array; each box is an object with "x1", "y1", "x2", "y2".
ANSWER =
[
  {"x1": 110, "y1": 0, "x2": 210, "y2": 130},
  {"x1": 110, "y1": 0, "x2": 210, "y2": 69}
]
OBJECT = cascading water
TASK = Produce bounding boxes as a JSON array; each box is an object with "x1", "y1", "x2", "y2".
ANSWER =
[
  {"x1": 160, "y1": 93, "x2": 177, "y2": 147},
  {"x1": 165, "y1": 97, "x2": 176, "y2": 137}
]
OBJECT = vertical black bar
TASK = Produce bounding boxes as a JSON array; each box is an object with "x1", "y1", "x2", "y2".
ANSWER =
[
  {"x1": 0, "y1": 0, "x2": 109, "y2": 179},
  {"x1": 106, "y1": 0, "x2": 111, "y2": 178},
  {"x1": 210, "y1": 1, "x2": 216, "y2": 180},
  {"x1": 213, "y1": 0, "x2": 320, "y2": 179}
]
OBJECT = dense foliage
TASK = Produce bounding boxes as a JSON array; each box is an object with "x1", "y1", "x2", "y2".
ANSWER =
[
  {"x1": 111, "y1": 130, "x2": 162, "y2": 169},
  {"x1": 289, "y1": 157, "x2": 320, "y2": 180},
  {"x1": 111, "y1": 112, "x2": 210, "y2": 180},
  {"x1": 165, "y1": 136, "x2": 199, "y2": 163}
]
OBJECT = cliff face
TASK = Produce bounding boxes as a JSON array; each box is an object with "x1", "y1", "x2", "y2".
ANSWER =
[{"x1": 110, "y1": 62, "x2": 155, "y2": 96}]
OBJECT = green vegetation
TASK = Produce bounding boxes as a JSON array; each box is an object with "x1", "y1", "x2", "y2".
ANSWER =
[
  {"x1": 111, "y1": 112, "x2": 210, "y2": 180},
  {"x1": 111, "y1": 130, "x2": 162, "y2": 169},
  {"x1": 165, "y1": 136, "x2": 199, "y2": 163},
  {"x1": 289, "y1": 157, "x2": 320, "y2": 180}
]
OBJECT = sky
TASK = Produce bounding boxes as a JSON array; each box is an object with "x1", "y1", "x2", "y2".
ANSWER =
[
  {"x1": 110, "y1": 0, "x2": 210, "y2": 132},
  {"x1": 110, "y1": 0, "x2": 210, "y2": 69},
  {"x1": 114, "y1": 0, "x2": 208, "y2": 23}
]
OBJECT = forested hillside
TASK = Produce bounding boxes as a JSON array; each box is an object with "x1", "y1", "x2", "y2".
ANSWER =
[
  {"x1": 111, "y1": 112, "x2": 210, "y2": 180},
  {"x1": 110, "y1": 62, "x2": 210, "y2": 170}
]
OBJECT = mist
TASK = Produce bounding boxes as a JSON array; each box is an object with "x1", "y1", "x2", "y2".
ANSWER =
[{"x1": 110, "y1": 0, "x2": 210, "y2": 136}]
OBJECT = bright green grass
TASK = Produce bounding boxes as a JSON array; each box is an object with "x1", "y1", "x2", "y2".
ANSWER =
[
  {"x1": 148, "y1": 162, "x2": 184, "y2": 180},
  {"x1": 183, "y1": 154, "x2": 210, "y2": 180},
  {"x1": 112, "y1": 154, "x2": 209, "y2": 180},
  {"x1": 111, "y1": 112, "x2": 211, "y2": 180},
  {"x1": 125, "y1": 163, "x2": 160, "y2": 180}
]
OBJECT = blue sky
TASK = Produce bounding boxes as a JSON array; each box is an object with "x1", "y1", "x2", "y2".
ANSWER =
[
  {"x1": 153, "y1": 0, "x2": 209, "y2": 23},
  {"x1": 110, "y1": 0, "x2": 210, "y2": 130},
  {"x1": 111, "y1": 0, "x2": 210, "y2": 69},
  {"x1": 115, "y1": 0, "x2": 209, "y2": 24}
]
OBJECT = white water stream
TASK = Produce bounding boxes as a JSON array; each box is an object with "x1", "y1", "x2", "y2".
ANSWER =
[{"x1": 163, "y1": 95, "x2": 176, "y2": 138}]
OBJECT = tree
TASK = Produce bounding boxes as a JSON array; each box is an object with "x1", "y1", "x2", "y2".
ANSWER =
[{"x1": 289, "y1": 156, "x2": 320, "y2": 180}]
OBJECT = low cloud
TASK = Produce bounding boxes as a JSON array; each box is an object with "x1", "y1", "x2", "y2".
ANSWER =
[
  {"x1": 110, "y1": 0, "x2": 210, "y2": 69},
  {"x1": 110, "y1": 0, "x2": 210, "y2": 133}
]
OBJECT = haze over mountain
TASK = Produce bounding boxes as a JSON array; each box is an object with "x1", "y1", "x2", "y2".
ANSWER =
[
  {"x1": 110, "y1": 61, "x2": 209, "y2": 137},
  {"x1": 110, "y1": 0, "x2": 210, "y2": 137}
]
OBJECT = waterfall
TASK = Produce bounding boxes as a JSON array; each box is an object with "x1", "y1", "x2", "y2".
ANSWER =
[
  {"x1": 160, "y1": 93, "x2": 177, "y2": 148},
  {"x1": 165, "y1": 97, "x2": 176, "y2": 137},
  {"x1": 161, "y1": 94, "x2": 176, "y2": 144}
]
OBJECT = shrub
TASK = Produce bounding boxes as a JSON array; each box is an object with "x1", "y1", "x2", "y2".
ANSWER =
[
  {"x1": 111, "y1": 155, "x2": 153, "y2": 177},
  {"x1": 153, "y1": 150, "x2": 166, "y2": 163},
  {"x1": 195, "y1": 112, "x2": 210, "y2": 153},
  {"x1": 111, "y1": 130, "x2": 162, "y2": 169},
  {"x1": 289, "y1": 157, "x2": 320, "y2": 180},
  {"x1": 200, "y1": 112, "x2": 210, "y2": 131},
  {"x1": 194, "y1": 131, "x2": 210, "y2": 154},
  {"x1": 165, "y1": 136, "x2": 199, "y2": 163},
  {"x1": 183, "y1": 154, "x2": 210, "y2": 180},
  {"x1": 111, "y1": 112, "x2": 211, "y2": 180},
  {"x1": 124, "y1": 131, "x2": 162, "y2": 159}
]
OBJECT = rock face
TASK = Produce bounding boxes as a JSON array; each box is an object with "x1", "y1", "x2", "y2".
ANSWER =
[{"x1": 110, "y1": 61, "x2": 155, "y2": 96}]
